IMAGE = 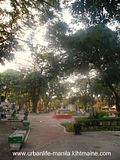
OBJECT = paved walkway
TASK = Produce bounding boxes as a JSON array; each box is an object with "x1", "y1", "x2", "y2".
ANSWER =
[
  {"x1": 14, "y1": 113, "x2": 71, "y2": 160},
  {"x1": 14, "y1": 114, "x2": 120, "y2": 160}
]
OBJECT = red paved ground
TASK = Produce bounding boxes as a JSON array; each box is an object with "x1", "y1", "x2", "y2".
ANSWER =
[{"x1": 25, "y1": 114, "x2": 70, "y2": 149}]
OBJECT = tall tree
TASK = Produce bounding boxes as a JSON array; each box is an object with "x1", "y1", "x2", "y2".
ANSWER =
[
  {"x1": 0, "y1": 69, "x2": 24, "y2": 102},
  {"x1": 24, "y1": 71, "x2": 48, "y2": 112},
  {"x1": 53, "y1": 25, "x2": 120, "y2": 111}
]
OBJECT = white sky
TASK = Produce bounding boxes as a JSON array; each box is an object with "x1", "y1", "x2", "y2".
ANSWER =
[{"x1": 0, "y1": 52, "x2": 31, "y2": 72}]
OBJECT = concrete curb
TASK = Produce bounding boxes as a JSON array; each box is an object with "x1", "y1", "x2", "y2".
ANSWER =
[{"x1": 24, "y1": 128, "x2": 30, "y2": 142}]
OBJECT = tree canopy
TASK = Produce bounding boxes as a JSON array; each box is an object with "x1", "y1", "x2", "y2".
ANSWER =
[
  {"x1": 47, "y1": 23, "x2": 120, "y2": 111},
  {"x1": 0, "y1": 0, "x2": 60, "y2": 64},
  {"x1": 1, "y1": 0, "x2": 120, "y2": 112},
  {"x1": 70, "y1": 0, "x2": 120, "y2": 25},
  {"x1": 1, "y1": 0, "x2": 119, "y2": 63}
]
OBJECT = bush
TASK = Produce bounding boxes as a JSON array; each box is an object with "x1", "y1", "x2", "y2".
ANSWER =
[
  {"x1": 115, "y1": 112, "x2": 120, "y2": 117},
  {"x1": 75, "y1": 117, "x2": 120, "y2": 132},
  {"x1": 67, "y1": 111, "x2": 78, "y2": 116},
  {"x1": 89, "y1": 110, "x2": 108, "y2": 119},
  {"x1": 61, "y1": 122, "x2": 74, "y2": 132},
  {"x1": 61, "y1": 117, "x2": 120, "y2": 132}
]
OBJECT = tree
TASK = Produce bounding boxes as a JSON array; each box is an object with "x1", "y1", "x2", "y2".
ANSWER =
[
  {"x1": 0, "y1": 69, "x2": 24, "y2": 105},
  {"x1": 70, "y1": 0, "x2": 120, "y2": 25},
  {"x1": 24, "y1": 71, "x2": 48, "y2": 112},
  {"x1": 29, "y1": 46, "x2": 68, "y2": 110},
  {"x1": 54, "y1": 25, "x2": 120, "y2": 111},
  {"x1": 45, "y1": 1, "x2": 120, "y2": 111},
  {"x1": 91, "y1": 79, "x2": 115, "y2": 107}
]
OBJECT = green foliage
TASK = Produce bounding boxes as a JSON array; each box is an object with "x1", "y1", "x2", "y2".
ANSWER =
[
  {"x1": 0, "y1": 32, "x2": 17, "y2": 64},
  {"x1": 61, "y1": 122, "x2": 74, "y2": 132},
  {"x1": 0, "y1": 0, "x2": 60, "y2": 63},
  {"x1": 47, "y1": 98, "x2": 61, "y2": 109},
  {"x1": 74, "y1": 117, "x2": 120, "y2": 132},
  {"x1": 51, "y1": 24, "x2": 120, "y2": 77},
  {"x1": 0, "y1": 69, "x2": 23, "y2": 100},
  {"x1": 46, "y1": 1, "x2": 120, "y2": 111},
  {"x1": 70, "y1": 111, "x2": 78, "y2": 116},
  {"x1": 115, "y1": 112, "x2": 120, "y2": 117},
  {"x1": 24, "y1": 71, "x2": 48, "y2": 112},
  {"x1": 24, "y1": 71, "x2": 47, "y2": 95},
  {"x1": 89, "y1": 110, "x2": 108, "y2": 119},
  {"x1": 30, "y1": 47, "x2": 68, "y2": 109},
  {"x1": 50, "y1": 24, "x2": 120, "y2": 111},
  {"x1": 71, "y1": 0, "x2": 120, "y2": 25},
  {"x1": 67, "y1": 25, "x2": 119, "y2": 75}
]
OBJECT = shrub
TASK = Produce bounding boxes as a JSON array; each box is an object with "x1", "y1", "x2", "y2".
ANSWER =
[
  {"x1": 67, "y1": 111, "x2": 78, "y2": 116},
  {"x1": 62, "y1": 117, "x2": 120, "y2": 132},
  {"x1": 89, "y1": 110, "x2": 108, "y2": 119},
  {"x1": 61, "y1": 122, "x2": 74, "y2": 132},
  {"x1": 115, "y1": 112, "x2": 120, "y2": 117}
]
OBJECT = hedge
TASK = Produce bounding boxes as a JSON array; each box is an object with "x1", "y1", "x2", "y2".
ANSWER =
[{"x1": 62, "y1": 117, "x2": 120, "y2": 132}]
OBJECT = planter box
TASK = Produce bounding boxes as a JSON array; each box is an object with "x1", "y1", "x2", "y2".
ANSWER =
[
  {"x1": 51, "y1": 113, "x2": 72, "y2": 119},
  {"x1": 8, "y1": 133, "x2": 25, "y2": 143},
  {"x1": 8, "y1": 129, "x2": 28, "y2": 151},
  {"x1": 14, "y1": 130, "x2": 27, "y2": 135}
]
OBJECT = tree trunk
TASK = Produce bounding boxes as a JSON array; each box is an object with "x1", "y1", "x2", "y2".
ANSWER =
[
  {"x1": 107, "y1": 83, "x2": 120, "y2": 112},
  {"x1": 32, "y1": 95, "x2": 39, "y2": 113},
  {"x1": 115, "y1": 95, "x2": 120, "y2": 112}
]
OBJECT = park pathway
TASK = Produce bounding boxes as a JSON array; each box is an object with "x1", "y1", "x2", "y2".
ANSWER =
[
  {"x1": 14, "y1": 114, "x2": 120, "y2": 160},
  {"x1": 13, "y1": 113, "x2": 71, "y2": 160}
]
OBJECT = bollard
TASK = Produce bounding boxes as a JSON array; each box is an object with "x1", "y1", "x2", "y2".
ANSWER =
[{"x1": 23, "y1": 120, "x2": 30, "y2": 130}]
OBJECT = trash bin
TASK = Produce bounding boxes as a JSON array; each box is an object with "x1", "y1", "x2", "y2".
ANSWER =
[
  {"x1": 74, "y1": 123, "x2": 81, "y2": 135},
  {"x1": 1, "y1": 113, "x2": 6, "y2": 119}
]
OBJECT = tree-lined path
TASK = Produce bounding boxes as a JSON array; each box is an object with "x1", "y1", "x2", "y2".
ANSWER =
[{"x1": 14, "y1": 114, "x2": 120, "y2": 160}]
